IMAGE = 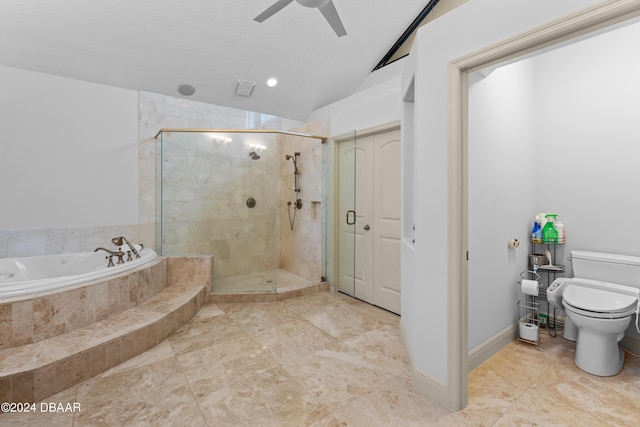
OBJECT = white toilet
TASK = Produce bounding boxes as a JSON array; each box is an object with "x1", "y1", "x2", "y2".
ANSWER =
[{"x1": 547, "y1": 251, "x2": 640, "y2": 376}]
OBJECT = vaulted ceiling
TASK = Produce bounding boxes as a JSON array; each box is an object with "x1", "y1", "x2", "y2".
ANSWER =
[{"x1": 0, "y1": 0, "x2": 436, "y2": 121}]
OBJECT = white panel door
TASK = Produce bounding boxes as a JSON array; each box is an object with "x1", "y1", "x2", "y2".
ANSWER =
[
  {"x1": 337, "y1": 128, "x2": 401, "y2": 314},
  {"x1": 337, "y1": 135, "x2": 356, "y2": 296},
  {"x1": 372, "y1": 130, "x2": 401, "y2": 314},
  {"x1": 354, "y1": 137, "x2": 374, "y2": 303}
]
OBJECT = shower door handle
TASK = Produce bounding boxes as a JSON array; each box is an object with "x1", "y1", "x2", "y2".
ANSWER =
[{"x1": 346, "y1": 210, "x2": 356, "y2": 225}]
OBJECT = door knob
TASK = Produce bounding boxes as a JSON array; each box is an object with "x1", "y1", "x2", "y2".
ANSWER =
[{"x1": 364, "y1": 225, "x2": 370, "y2": 231}]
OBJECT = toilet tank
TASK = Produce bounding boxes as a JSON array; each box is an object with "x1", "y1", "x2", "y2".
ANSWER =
[{"x1": 571, "y1": 251, "x2": 640, "y2": 288}]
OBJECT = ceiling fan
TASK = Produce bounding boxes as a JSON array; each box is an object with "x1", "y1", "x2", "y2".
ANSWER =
[{"x1": 254, "y1": 0, "x2": 347, "y2": 37}]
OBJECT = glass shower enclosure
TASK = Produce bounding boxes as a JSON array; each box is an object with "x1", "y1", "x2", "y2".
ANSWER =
[{"x1": 155, "y1": 129, "x2": 326, "y2": 294}]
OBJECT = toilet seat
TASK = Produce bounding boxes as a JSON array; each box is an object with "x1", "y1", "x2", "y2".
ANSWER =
[{"x1": 562, "y1": 285, "x2": 638, "y2": 319}]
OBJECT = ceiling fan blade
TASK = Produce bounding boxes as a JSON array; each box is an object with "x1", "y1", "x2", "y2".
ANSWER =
[
  {"x1": 254, "y1": 0, "x2": 295, "y2": 23},
  {"x1": 318, "y1": 0, "x2": 347, "y2": 37}
]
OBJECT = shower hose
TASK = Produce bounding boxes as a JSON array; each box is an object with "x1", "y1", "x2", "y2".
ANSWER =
[{"x1": 287, "y1": 201, "x2": 297, "y2": 231}]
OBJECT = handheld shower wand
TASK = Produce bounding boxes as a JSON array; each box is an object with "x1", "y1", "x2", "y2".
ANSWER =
[
  {"x1": 111, "y1": 236, "x2": 142, "y2": 259},
  {"x1": 285, "y1": 152, "x2": 302, "y2": 230},
  {"x1": 285, "y1": 153, "x2": 299, "y2": 175}
]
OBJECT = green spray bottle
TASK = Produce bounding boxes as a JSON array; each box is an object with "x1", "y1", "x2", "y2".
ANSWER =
[{"x1": 542, "y1": 214, "x2": 558, "y2": 244}]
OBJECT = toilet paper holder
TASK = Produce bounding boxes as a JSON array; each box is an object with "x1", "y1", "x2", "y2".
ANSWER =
[
  {"x1": 519, "y1": 270, "x2": 540, "y2": 282},
  {"x1": 517, "y1": 270, "x2": 542, "y2": 349},
  {"x1": 518, "y1": 270, "x2": 541, "y2": 296}
]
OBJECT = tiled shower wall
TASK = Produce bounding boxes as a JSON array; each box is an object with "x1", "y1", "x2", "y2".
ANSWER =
[
  {"x1": 278, "y1": 121, "x2": 329, "y2": 282},
  {"x1": 139, "y1": 91, "x2": 284, "y2": 247}
]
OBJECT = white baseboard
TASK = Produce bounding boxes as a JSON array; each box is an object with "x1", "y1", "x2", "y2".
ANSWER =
[
  {"x1": 468, "y1": 322, "x2": 519, "y2": 371},
  {"x1": 399, "y1": 320, "x2": 449, "y2": 408},
  {"x1": 400, "y1": 319, "x2": 518, "y2": 409},
  {"x1": 399, "y1": 319, "x2": 414, "y2": 372},
  {"x1": 413, "y1": 368, "x2": 449, "y2": 408}
]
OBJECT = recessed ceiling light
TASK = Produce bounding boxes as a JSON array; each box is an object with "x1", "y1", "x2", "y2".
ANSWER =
[
  {"x1": 266, "y1": 77, "x2": 278, "y2": 88},
  {"x1": 177, "y1": 84, "x2": 195, "y2": 96}
]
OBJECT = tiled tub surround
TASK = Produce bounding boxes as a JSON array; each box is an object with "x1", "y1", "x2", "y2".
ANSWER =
[
  {"x1": 0, "y1": 255, "x2": 167, "y2": 349},
  {"x1": 0, "y1": 256, "x2": 212, "y2": 403},
  {"x1": 0, "y1": 248, "x2": 158, "y2": 300}
]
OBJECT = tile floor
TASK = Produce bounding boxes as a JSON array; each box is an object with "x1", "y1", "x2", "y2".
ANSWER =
[{"x1": 1, "y1": 290, "x2": 639, "y2": 426}]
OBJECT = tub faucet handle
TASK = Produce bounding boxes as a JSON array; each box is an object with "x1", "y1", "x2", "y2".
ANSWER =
[{"x1": 95, "y1": 247, "x2": 125, "y2": 266}]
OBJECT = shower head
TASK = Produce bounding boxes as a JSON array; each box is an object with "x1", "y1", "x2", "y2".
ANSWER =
[{"x1": 285, "y1": 153, "x2": 299, "y2": 174}]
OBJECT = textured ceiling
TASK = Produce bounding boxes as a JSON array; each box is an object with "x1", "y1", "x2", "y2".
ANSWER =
[{"x1": 0, "y1": 0, "x2": 428, "y2": 121}]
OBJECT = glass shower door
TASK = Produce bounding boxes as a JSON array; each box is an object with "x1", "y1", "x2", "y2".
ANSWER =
[{"x1": 156, "y1": 130, "x2": 278, "y2": 293}]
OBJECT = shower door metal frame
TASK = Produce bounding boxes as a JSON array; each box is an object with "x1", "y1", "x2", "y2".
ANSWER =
[{"x1": 154, "y1": 128, "x2": 327, "y2": 143}]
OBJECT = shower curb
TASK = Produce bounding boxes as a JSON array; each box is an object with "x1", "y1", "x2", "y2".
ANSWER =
[{"x1": 208, "y1": 282, "x2": 334, "y2": 303}]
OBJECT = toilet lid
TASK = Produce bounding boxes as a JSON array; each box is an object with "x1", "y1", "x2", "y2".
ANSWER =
[{"x1": 563, "y1": 285, "x2": 637, "y2": 314}]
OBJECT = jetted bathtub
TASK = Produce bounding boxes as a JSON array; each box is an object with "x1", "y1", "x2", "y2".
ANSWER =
[{"x1": 0, "y1": 247, "x2": 158, "y2": 299}]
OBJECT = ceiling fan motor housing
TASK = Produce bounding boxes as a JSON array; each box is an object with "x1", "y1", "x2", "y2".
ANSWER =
[
  {"x1": 255, "y1": 0, "x2": 346, "y2": 37},
  {"x1": 296, "y1": 0, "x2": 330, "y2": 8}
]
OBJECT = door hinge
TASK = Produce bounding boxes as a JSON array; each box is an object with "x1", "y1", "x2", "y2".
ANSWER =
[{"x1": 466, "y1": 251, "x2": 469, "y2": 261}]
